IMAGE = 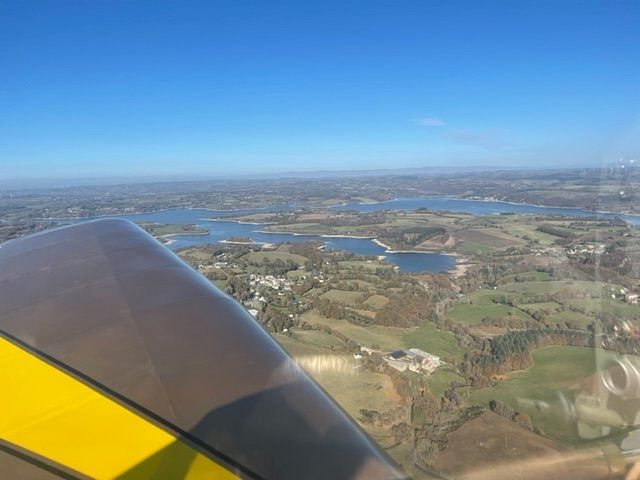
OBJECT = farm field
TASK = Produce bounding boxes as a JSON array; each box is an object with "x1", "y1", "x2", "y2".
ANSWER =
[
  {"x1": 242, "y1": 250, "x2": 308, "y2": 265},
  {"x1": 275, "y1": 333, "x2": 329, "y2": 357},
  {"x1": 339, "y1": 260, "x2": 391, "y2": 271},
  {"x1": 464, "y1": 345, "x2": 603, "y2": 444},
  {"x1": 321, "y1": 289, "x2": 367, "y2": 306},
  {"x1": 402, "y1": 321, "x2": 464, "y2": 362},
  {"x1": 386, "y1": 444, "x2": 434, "y2": 480},
  {"x1": 364, "y1": 294, "x2": 390, "y2": 309},
  {"x1": 312, "y1": 363, "x2": 401, "y2": 422},
  {"x1": 501, "y1": 271, "x2": 550, "y2": 283},
  {"x1": 140, "y1": 223, "x2": 209, "y2": 237},
  {"x1": 466, "y1": 288, "x2": 521, "y2": 304},
  {"x1": 275, "y1": 334, "x2": 400, "y2": 420},
  {"x1": 263, "y1": 222, "x2": 326, "y2": 234},
  {"x1": 501, "y1": 280, "x2": 618, "y2": 297},
  {"x1": 500, "y1": 223, "x2": 558, "y2": 245},
  {"x1": 300, "y1": 310, "x2": 464, "y2": 363},
  {"x1": 447, "y1": 302, "x2": 531, "y2": 326},
  {"x1": 301, "y1": 310, "x2": 406, "y2": 351},
  {"x1": 547, "y1": 310, "x2": 593, "y2": 329},
  {"x1": 454, "y1": 278, "x2": 635, "y2": 332},
  {"x1": 289, "y1": 329, "x2": 345, "y2": 349},
  {"x1": 453, "y1": 228, "x2": 525, "y2": 254},
  {"x1": 274, "y1": 333, "x2": 403, "y2": 449},
  {"x1": 433, "y1": 411, "x2": 563, "y2": 477},
  {"x1": 425, "y1": 365, "x2": 464, "y2": 399},
  {"x1": 177, "y1": 247, "x2": 214, "y2": 262},
  {"x1": 566, "y1": 298, "x2": 640, "y2": 319},
  {"x1": 520, "y1": 301, "x2": 562, "y2": 314}
]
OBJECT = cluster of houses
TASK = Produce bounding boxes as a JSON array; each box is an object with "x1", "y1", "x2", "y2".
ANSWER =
[
  {"x1": 613, "y1": 320, "x2": 639, "y2": 339},
  {"x1": 198, "y1": 261, "x2": 230, "y2": 270},
  {"x1": 565, "y1": 243, "x2": 606, "y2": 257},
  {"x1": 609, "y1": 287, "x2": 639, "y2": 305},
  {"x1": 249, "y1": 273, "x2": 293, "y2": 292},
  {"x1": 383, "y1": 348, "x2": 442, "y2": 374},
  {"x1": 625, "y1": 291, "x2": 639, "y2": 305}
]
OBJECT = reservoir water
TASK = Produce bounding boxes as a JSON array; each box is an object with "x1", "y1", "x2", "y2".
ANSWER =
[
  {"x1": 332, "y1": 197, "x2": 640, "y2": 225},
  {"x1": 104, "y1": 212, "x2": 456, "y2": 274},
  {"x1": 66, "y1": 197, "x2": 640, "y2": 274}
]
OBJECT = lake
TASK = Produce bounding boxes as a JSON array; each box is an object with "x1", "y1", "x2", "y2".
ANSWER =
[
  {"x1": 104, "y1": 211, "x2": 456, "y2": 274},
  {"x1": 64, "y1": 197, "x2": 640, "y2": 274},
  {"x1": 331, "y1": 197, "x2": 640, "y2": 225}
]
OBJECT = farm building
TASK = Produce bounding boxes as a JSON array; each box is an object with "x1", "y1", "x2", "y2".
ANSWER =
[{"x1": 384, "y1": 348, "x2": 442, "y2": 374}]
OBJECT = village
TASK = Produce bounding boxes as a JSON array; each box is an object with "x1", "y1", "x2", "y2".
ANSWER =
[{"x1": 244, "y1": 271, "x2": 445, "y2": 377}]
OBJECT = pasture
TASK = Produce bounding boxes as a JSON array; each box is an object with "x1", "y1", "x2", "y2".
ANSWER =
[{"x1": 465, "y1": 345, "x2": 601, "y2": 444}]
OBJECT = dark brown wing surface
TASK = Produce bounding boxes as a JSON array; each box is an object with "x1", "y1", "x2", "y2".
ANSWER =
[{"x1": 0, "y1": 219, "x2": 406, "y2": 480}]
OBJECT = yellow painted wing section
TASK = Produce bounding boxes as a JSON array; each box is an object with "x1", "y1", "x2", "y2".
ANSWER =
[{"x1": 0, "y1": 337, "x2": 239, "y2": 480}]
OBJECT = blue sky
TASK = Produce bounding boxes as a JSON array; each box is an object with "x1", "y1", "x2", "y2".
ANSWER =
[{"x1": 1, "y1": 0, "x2": 639, "y2": 178}]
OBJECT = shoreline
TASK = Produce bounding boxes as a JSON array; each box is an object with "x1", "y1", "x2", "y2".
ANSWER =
[
  {"x1": 163, "y1": 230, "x2": 210, "y2": 238},
  {"x1": 39, "y1": 204, "x2": 287, "y2": 222},
  {"x1": 207, "y1": 218, "x2": 277, "y2": 225},
  {"x1": 446, "y1": 252, "x2": 476, "y2": 278},
  {"x1": 320, "y1": 233, "x2": 375, "y2": 239},
  {"x1": 329, "y1": 195, "x2": 640, "y2": 219},
  {"x1": 255, "y1": 229, "x2": 375, "y2": 239},
  {"x1": 218, "y1": 239, "x2": 257, "y2": 245},
  {"x1": 260, "y1": 229, "x2": 457, "y2": 258},
  {"x1": 372, "y1": 237, "x2": 455, "y2": 255},
  {"x1": 43, "y1": 196, "x2": 640, "y2": 223},
  {"x1": 219, "y1": 239, "x2": 277, "y2": 248}
]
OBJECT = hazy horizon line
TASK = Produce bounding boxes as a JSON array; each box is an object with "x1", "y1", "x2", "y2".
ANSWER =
[{"x1": 0, "y1": 163, "x2": 616, "y2": 191}]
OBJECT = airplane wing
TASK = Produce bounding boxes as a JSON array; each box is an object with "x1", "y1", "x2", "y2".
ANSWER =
[{"x1": 0, "y1": 219, "x2": 405, "y2": 480}]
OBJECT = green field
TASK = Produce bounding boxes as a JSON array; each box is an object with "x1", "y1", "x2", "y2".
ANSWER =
[
  {"x1": 426, "y1": 364, "x2": 464, "y2": 399},
  {"x1": 321, "y1": 289, "x2": 366, "y2": 306},
  {"x1": 275, "y1": 333, "x2": 402, "y2": 442},
  {"x1": 465, "y1": 345, "x2": 602, "y2": 444},
  {"x1": 402, "y1": 321, "x2": 464, "y2": 362},
  {"x1": 520, "y1": 301, "x2": 562, "y2": 314},
  {"x1": 141, "y1": 223, "x2": 209, "y2": 236},
  {"x1": 289, "y1": 329, "x2": 346, "y2": 349},
  {"x1": 347, "y1": 279, "x2": 376, "y2": 289},
  {"x1": 301, "y1": 310, "x2": 406, "y2": 350},
  {"x1": 264, "y1": 222, "x2": 324, "y2": 234},
  {"x1": 386, "y1": 443, "x2": 432, "y2": 480},
  {"x1": 453, "y1": 227, "x2": 525, "y2": 255},
  {"x1": 313, "y1": 363, "x2": 401, "y2": 420},
  {"x1": 450, "y1": 287, "x2": 536, "y2": 326},
  {"x1": 286, "y1": 269, "x2": 308, "y2": 279},
  {"x1": 243, "y1": 251, "x2": 308, "y2": 265},
  {"x1": 178, "y1": 248, "x2": 214, "y2": 262},
  {"x1": 501, "y1": 223, "x2": 558, "y2": 245},
  {"x1": 547, "y1": 310, "x2": 593, "y2": 329},
  {"x1": 501, "y1": 280, "x2": 617, "y2": 297},
  {"x1": 275, "y1": 333, "x2": 333, "y2": 357},
  {"x1": 363, "y1": 294, "x2": 390, "y2": 309},
  {"x1": 566, "y1": 298, "x2": 640, "y2": 319},
  {"x1": 501, "y1": 271, "x2": 551, "y2": 283},
  {"x1": 456, "y1": 240, "x2": 494, "y2": 255},
  {"x1": 466, "y1": 288, "x2": 522, "y2": 304},
  {"x1": 338, "y1": 260, "x2": 390, "y2": 271},
  {"x1": 447, "y1": 302, "x2": 531, "y2": 326}
]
